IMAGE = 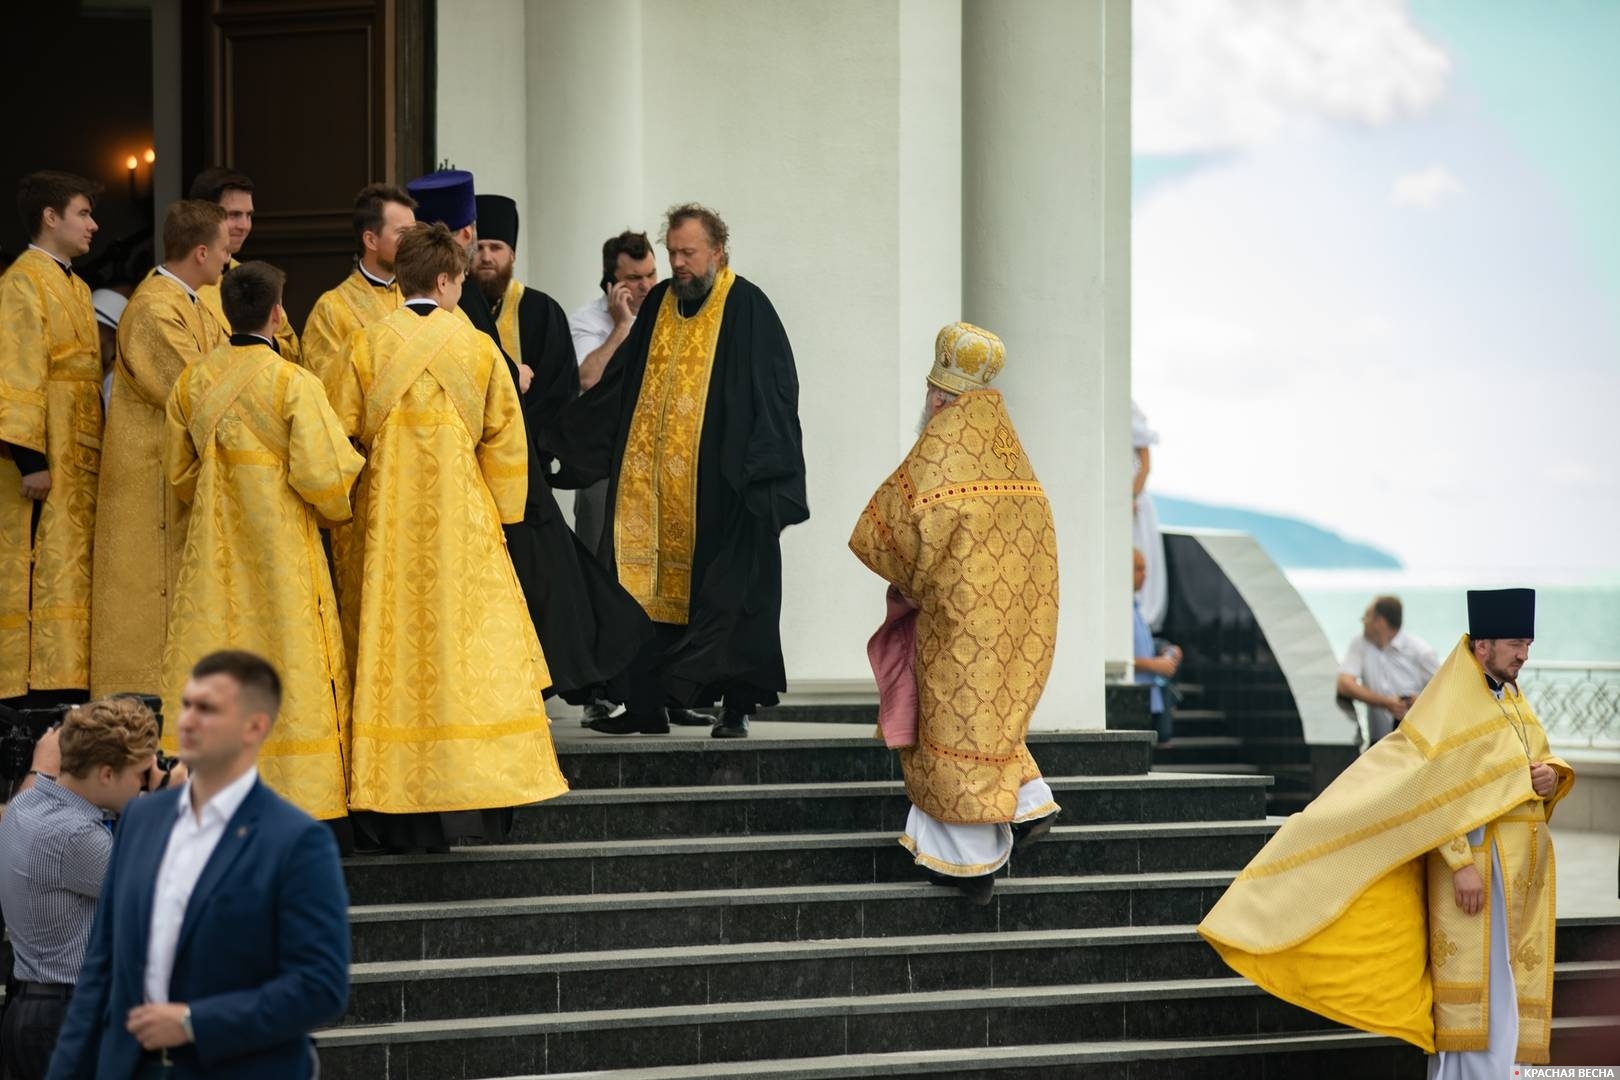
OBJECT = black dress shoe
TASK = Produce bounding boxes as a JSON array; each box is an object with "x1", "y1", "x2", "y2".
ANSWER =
[
  {"x1": 710, "y1": 707, "x2": 750, "y2": 739},
  {"x1": 1012, "y1": 810, "x2": 1059, "y2": 855},
  {"x1": 667, "y1": 707, "x2": 714, "y2": 727},
  {"x1": 582, "y1": 700, "x2": 612, "y2": 728},
  {"x1": 588, "y1": 709, "x2": 670, "y2": 735}
]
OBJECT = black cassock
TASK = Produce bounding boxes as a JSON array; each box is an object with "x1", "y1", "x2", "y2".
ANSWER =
[
  {"x1": 543, "y1": 275, "x2": 808, "y2": 709},
  {"x1": 461, "y1": 283, "x2": 652, "y2": 703}
]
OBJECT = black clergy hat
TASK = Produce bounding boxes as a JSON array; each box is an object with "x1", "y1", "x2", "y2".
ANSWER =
[
  {"x1": 476, "y1": 195, "x2": 519, "y2": 249},
  {"x1": 1467, "y1": 588, "x2": 1535, "y2": 639},
  {"x1": 406, "y1": 170, "x2": 476, "y2": 231}
]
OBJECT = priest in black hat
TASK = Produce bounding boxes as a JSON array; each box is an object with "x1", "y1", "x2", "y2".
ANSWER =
[
  {"x1": 406, "y1": 171, "x2": 651, "y2": 707},
  {"x1": 1199, "y1": 587, "x2": 1575, "y2": 1073}
]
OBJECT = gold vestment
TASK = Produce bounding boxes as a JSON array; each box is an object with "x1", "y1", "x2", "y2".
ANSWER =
[
  {"x1": 0, "y1": 251, "x2": 102, "y2": 695},
  {"x1": 161, "y1": 343, "x2": 363, "y2": 819},
  {"x1": 614, "y1": 267, "x2": 736, "y2": 624},
  {"x1": 197, "y1": 260, "x2": 301, "y2": 366},
  {"x1": 327, "y1": 306, "x2": 566, "y2": 814},
  {"x1": 493, "y1": 277, "x2": 524, "y2": 366},
  {"x1": 90, "y1": 273, "x2": 224, "y2": 696},
  {"x1": 304, "y1": 268, "x2": 403, "y2": 676},
  {"x1": 848, "y1": 389, "x2": 1060, "y2": 825},
  {"x1": 1199, "y1": 637, "x2": 1574, "y2": 1061}
]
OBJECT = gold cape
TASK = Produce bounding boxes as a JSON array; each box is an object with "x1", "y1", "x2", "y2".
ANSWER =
[
  {"x1": 493, "y1": 277, "x2": 525, "y2": 366},
  {"x1": 197, "y1": 259, "x2": 301, "y2": 366},
  {"x1": 161, "y1": 343, "x2": 363, "y2": 819},
  {"x1": 0, "y1": 250, "x2": 102, "y2": 695},
  {"x1": 1198, "y1": 636, "x2": 1574, "y2": 1060},
  {"x1": 91, "y1": 272, "x2": 224, "y2": 696},
  {"x1": 847, "y1": 389, "x2": 1059, "y2": 825},
  {"x1": 327, "y1": 306, "x2": 566, "y2": 814}
]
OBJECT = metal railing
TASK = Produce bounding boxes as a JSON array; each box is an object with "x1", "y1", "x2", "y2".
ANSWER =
[{"x1": 1518, "y1": 661, "x2": 1620, "y2": 749}]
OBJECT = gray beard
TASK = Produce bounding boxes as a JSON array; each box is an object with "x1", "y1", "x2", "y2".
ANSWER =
[
  {"x1": 917, "y1": 401, "x2": 934, "y2": 437},
  {"x1": 672, "y1": 267, "x2": 716, "y2": 302}
]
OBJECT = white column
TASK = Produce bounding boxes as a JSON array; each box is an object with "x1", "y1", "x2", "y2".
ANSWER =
[
  {"x1": 1100, "y1": 0, "x2": 1135, "y2": 679},
  {"x1": 436, "y1": 0, "x2": 533, "y2": 281},
  {"x1": 524, "y1": 0, "x2": 645, "y2": 306},
  {"x1": 150, "y1": 0, "x2": 183, "y2": 258},
  {"x1": 962, "y1": 0, "x2": 1132, "y2": 729}
]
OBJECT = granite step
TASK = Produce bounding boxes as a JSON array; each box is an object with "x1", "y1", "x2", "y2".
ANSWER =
[
  {"x1": 507, "y1": 773, "x2": 1272, "y2": 844},
  {"x1": 479, "y1": 1016, "x2": 1620, "y2": 1080},
  {"x1": 556, "y1": 730, "x2": 1153, "y2": 790},
  {"x1": 348, "y1": 871, "x2": 1240, "y2": 964},
  {"x1": 315, "y1": 971, "x2": 1620, "y2": 1078},
  {"x1": 341, "y1": 820, "x2": 1284, "y2": 905},
  {"x1": 341, "y1": 925, "x2": 1232, "y2": 1025}
]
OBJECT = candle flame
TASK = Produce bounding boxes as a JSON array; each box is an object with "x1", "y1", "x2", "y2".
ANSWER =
[
  {"x1": 125, "y1": 155, "x2": 139, "y2": 171},
  {"x1": 143, "y1": 149, "x2": 156, "y2": 164}
]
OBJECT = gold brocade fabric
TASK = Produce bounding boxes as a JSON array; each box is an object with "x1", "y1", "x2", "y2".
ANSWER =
[
  {"x1": 1199, "y1": 637, "x2": 1574, "y2": 1061},
  {"x1": 847, "y1": 390, "x2": 1060, "y2": 825},
  {"x1": 0, "y1": 251, "x2": 102, "y2": 695},
  {"x1": 614, "y1": 267, "x2": 736, "y2": 624},
  {"x1": 198, "y1": 260, "x2": 302, "y2": 367},
  {"x1": 91, "y1": 273, "x2": 224, "y2": 696},
  {"x1": 161, "y1": 344, "x2": 363, "y2": 820},
  {"x1": 303, "y1": 269, "x2": 404, "y2": 676},
  {"x1": 494, "y1": 278, "x2": 524, "y2": 365},
  {"x1": 302, "y1": 269, "x2": 402, "y2": 386},
  {"x1": 327, "y1": 306, "x2": 566, "y2": 814}
]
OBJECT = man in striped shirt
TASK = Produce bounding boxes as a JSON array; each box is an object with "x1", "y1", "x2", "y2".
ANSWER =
[{"x1": 0, "y1": 698, "x2": 162, "y2": 1080}]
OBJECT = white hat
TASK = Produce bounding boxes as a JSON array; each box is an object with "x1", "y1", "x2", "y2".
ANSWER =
[{"x1": 91, "y1": 288, "x2": 127, "y2": 329}]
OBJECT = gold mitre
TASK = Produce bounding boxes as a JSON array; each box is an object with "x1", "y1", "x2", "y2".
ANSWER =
[{"x1": 928, "y1": 321, "x2": 1006, "y2": 394}]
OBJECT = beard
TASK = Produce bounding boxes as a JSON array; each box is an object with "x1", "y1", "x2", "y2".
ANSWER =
[
  {"x1": 672, "y1": 266, "x2": 717, "y2": 302},
  {"x1": 916, "y1": 400, "x2": 934, "y2": 437},
  {"x1": 474, "y1": 261, "x2": 512, "y2": 304}
]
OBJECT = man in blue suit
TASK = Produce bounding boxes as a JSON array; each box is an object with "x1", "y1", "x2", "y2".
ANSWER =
[{"x1": 47, "y1": 650, "x2": 350, "y2": 1079}]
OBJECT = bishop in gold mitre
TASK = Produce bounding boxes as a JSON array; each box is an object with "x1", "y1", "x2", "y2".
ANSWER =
[
  {"x1": 161, "y1": 262, "x2": 363, "y2": 822},
  {"x1": 189, "y1": 167, "x2": 302, "y2": 366},
  {"x1": 0, "y1": 172, "x2": 103, "y2": 705},
  {"x1": 848, "y1": 322, "x2": 1061, "y2": 906},
  {"x1": 324, "y1": 220, "x2": 567, "y2": 852},
  {"x1": 1200, "y1": 588, "x2": 1574, "y2": 1071},
  {"x1": 90, "y1": 200, "x2": 229, "y2": 697}
]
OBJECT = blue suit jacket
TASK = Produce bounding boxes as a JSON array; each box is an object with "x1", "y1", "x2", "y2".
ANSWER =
[{"x1": 47, "y1": 777, "x2": 350, "y2": 1080}]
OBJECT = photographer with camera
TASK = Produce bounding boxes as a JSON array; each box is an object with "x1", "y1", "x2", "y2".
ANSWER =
[{"x1": 0, "y1": 697, "x2": 177, "y2": 1080}]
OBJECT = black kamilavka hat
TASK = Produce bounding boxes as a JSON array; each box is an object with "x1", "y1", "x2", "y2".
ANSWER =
[
  {"x1": 475, "y1": 194, "x2": 519, "y2": 249},
  {"x1": 1467, "y1": 588, "x2": 1535, "y2": 639}
]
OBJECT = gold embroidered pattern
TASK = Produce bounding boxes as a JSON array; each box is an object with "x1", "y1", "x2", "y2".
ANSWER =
[
  {"x1": 1431, "y1": 928, "x2": 1459, "y2": 966},
  {"x1": 615, "y1": 268, "x2": 736, "y2": 624},
  {"x1": 1515, "y1": 940, "x2": 1543, "y2": 971},
  {"x1": 849, "y1": 390, "x2": 1058, "y2": 825},
  {"x1": 1450, "y1": 836, "x2": 1469, "y2": 854}
]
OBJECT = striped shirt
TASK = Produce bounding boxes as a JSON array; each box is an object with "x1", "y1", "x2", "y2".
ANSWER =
[{"x1": 0, "y1": 777, "x2": 113, "y2": 984}]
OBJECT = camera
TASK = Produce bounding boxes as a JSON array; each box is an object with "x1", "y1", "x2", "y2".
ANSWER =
[{"x1": 0, "y1": 693, "x2": 168, "y2": 786}]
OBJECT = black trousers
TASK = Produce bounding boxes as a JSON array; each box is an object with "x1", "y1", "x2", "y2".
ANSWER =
[
  {"x1": 1, "y1": 982, "x2": 72, "y2": 1080},
  {"x1": 623, "y1": 622, "x2": 758, "y2": 716}
]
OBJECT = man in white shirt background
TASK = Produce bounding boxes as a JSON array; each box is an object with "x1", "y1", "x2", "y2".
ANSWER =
[
  {"x1": 1336, "y1": 594, "x2": 1440, "y2": 745},
  {"x1": 566, "y1": 230, "x2": 658, "y2": 557}
]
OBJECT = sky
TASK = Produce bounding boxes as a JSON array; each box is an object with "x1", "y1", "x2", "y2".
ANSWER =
[{"x1": 1131, "y1": 0, "x2": 1620, "y2": 583}]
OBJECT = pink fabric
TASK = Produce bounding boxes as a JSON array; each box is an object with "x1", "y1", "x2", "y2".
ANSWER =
[{"x1": 868, "y1": 586, "x2": 920, "y2": 749}]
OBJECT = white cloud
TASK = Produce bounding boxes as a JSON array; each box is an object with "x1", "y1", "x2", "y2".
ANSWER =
[
  {"x1": 1134, "y1": 0, "x2": 1453, "y2": 155},
  {"x1": 1391, "y1": 165, "x2": 1465, "y2": 207}
]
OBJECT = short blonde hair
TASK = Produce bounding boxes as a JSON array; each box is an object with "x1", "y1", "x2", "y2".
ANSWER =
[
  {"x1": 394, "y1": 222, "x2": 467, "y2": 297},
  {"x1": 58, "y1": 697, "x2": 160, "y2": 778}
]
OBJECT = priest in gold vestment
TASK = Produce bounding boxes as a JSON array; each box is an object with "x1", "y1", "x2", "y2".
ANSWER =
[
  {"x1": 301, "y1": 183, "x2": 418, "y2": 677},
  {"x1": 848, "y1": 323, "x2": 1060, "y2": 906},
  {"x1": 1200, "y1": 588, "x2": 1574, "y2": 1072},
  {"x1": 325, "y1": 222, "x2": 566, "y2": 851},
  {"x1": 189, "y1": 167, "x2": 302, "y2": 365},
  {"x1": 0, "y1": 172, "x2": 103, "y2": 704},
  {"x1": 90, "y1": 200, "x2": 230, "y2": 697},
  {"x1": 161, "y1": 263, "x2": 363, "y2": 822}
]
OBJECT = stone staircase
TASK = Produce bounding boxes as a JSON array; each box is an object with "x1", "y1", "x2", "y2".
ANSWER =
[
  {"x1": 314, "y1": 723, "x2": 1620, "y2": 1078},
  {"x1": 1147, "y1": 678, "x2": 1321, "y2": 816}
]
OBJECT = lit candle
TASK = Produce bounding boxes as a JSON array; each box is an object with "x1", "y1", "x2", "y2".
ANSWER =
[{"x1": 126, "y1": 155, "x2": 138, "y2": 202}]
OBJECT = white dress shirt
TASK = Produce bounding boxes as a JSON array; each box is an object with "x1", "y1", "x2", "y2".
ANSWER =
[
  {"x1": 155, "y1": 265, "x2": 200, "y2": 302},
  {"x1": 567, "y1": 293, "x2": 614, "y2": 369},
  {"x1": 143, "y1": 767, "x2": 259, "y2": 1004},
  {"x1": 1340, "y1": 630, "x2": 1440, "y2": 741}
]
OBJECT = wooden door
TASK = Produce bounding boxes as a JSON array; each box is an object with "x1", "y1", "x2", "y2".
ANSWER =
[{"x1": 193, "y1": 0, "x2": 433, "y2": 325}]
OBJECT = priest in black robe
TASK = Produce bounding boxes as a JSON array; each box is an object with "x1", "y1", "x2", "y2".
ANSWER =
[
  {"x1": 544, "y1": 203, "x2": 808, "y2": 738},
  {"x1": 406, "y1": 173, "x2": 650, "y2": 709}
]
